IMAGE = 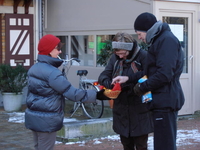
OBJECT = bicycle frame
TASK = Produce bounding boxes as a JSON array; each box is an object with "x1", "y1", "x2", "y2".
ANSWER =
[
  {"x1": 70, "y1": 70, "x2": 104, "y2": 119},
  {"x1": 58, "y1": 56, "x2": 104, "y2": 119}
]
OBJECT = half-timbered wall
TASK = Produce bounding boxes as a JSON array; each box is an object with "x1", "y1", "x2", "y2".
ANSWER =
[{"x1": 5, "y1": 14, "x2": 34, "y2": 69}]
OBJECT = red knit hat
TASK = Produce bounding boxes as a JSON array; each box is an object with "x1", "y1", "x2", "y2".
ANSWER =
[{"x1": 38, "y1": 34, "x2": 60, "y2": 55}]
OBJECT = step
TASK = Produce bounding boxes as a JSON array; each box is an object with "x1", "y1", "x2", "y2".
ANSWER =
[{"x1": 56, "y1": 117, "x2": 116, "y2": 143}]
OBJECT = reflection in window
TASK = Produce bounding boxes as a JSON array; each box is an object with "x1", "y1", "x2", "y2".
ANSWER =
[
  {"x1": 71, "y1": 35, "x2": 94, "y2": 66},
  {"x1": 96, "y1": 35, "x2": 114, "y2": 67},
  {"x1": 57, "y1": 34, "x2": 140, "y2": 67},
  {"x1": 57, "y1": 36, "x2": 68, "y2": 60},
  {"x1": 162, "y1": 17, "x2": 188, "y2": 73}
]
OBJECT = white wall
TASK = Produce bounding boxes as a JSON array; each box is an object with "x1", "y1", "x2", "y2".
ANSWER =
[{"x1": 45, "y1": 0, "x2": 153, "y2": 35}]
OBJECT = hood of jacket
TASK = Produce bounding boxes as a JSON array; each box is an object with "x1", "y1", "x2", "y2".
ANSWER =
[{"x1": 146, "y1": 21, "x2": 171, "y2": 46}]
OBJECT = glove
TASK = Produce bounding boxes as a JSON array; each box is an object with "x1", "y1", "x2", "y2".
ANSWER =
[
  {"x1": 133, "y1": 83, "x2": 145, "y2": 97},
  {"x1": 103, "y1": 80, "x2": 113, "y2": 89},
  {"x1": 96, "y1": 89, "x2": 111, "y2": 100}
]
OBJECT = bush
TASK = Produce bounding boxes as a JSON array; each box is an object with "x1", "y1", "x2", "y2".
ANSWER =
[{"x1": 0, "y1": 64, "x2": 28, "y2": 94}]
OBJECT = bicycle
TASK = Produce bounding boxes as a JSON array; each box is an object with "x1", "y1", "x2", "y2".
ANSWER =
[{"x1": 58, "y1": 56, "x2": 104, "y2": 119}]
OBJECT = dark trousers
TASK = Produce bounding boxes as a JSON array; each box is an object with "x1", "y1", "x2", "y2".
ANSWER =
[
  {"x1": 32, "y1": 131, "x2": 56, "y2": 150},
  {"x1": 120, "y1": 134, "x2": 148, "y2": 150},
  {"x1": 153, "y1": 110, "x2": 178, "y2": 150}
]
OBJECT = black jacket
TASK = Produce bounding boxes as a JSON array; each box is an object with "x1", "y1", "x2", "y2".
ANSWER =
[
  {"x1": 98, "y1": 49, "x2": 153, "y2": 137},
  {"x1": 140, "y1": 23, "x2": 185, "y2": 111}
]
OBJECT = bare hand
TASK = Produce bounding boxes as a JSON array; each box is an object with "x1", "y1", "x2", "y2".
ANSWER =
[{"x1": 112, "y1": 76, "x2": 129, "y2": 84}]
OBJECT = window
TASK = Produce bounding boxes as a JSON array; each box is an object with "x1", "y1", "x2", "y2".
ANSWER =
[
  {"x1": 57, "y1": 36, "x2": 68, "y2": 60},
  {"x1": 96, "y1": 35, "x2": 114, "y2": 67},
  {"x1": 162, "y1": 17, "x2": 188, "y2": 73},
  {"x1": 71, "y1": 35, "x2": 94, "y2": 66},
  {"x1": 57, "y1": 34, "x2": 139, "y2": 67}
]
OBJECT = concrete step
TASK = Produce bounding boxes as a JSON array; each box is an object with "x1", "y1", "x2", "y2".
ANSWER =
[
  {"x1": 56, "y1": 117, "x2": 116, "y2": 143},
  {"x1": 57, "y1": 100, "x2": 115, "y2": 143}
]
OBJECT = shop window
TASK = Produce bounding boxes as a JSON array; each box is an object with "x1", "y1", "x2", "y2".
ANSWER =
[
  {"x1": 71, "y1": 35, "x2": 94, "y2": 66},
  {"x1": 57, "y1": 36, "x2": 68, "y2": 60},
  {"x1": 96, "y1": 35, "x2": 114, "y2": 67},
  {"x1": 58, "y1": 34, "x2": 139, "y2": 67}
]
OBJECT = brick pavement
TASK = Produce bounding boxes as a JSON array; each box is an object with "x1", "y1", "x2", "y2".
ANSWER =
[
  {"x1": 0, "y1": 106, "x2": 200, "y2": 150},
  {"x1": 54, "y1": 115, "x2": 200, "y2": 150}
]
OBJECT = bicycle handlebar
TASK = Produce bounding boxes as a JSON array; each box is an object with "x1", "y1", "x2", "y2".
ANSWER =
[
  {"x1": 70, "y1": 58, "x2": 81, "y2": 63},
  {"x1": 57, "y1": 56, "x2": 80, "y2": 63}
]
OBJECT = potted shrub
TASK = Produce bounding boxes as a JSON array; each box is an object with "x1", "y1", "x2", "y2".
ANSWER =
[{"x1": 0, "y1": 64, "x2": 28, "y2": 112}]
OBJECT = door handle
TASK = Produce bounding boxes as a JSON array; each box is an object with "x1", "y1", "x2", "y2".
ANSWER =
[{"x1": 189, "y1": 55, "x2": 193, "y2": 60}]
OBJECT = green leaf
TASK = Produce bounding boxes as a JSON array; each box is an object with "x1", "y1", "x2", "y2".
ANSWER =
[
  {"x1": 97, "y1": 40, "x2": 113, "y2": 67},
  {"x1": 0, "y1": 64, "x2": 28, "y2": 94}
]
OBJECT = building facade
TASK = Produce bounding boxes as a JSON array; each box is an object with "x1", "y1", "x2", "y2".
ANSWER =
[{"x1": 0, "y1": 0, "x2": 200, "y2": 115}]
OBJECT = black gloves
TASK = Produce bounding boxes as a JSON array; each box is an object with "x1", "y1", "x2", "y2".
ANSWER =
[
  {"x1": 133, "y1": 83, "x2": 145, "y2": 97},
  {"x1": 96, "y1": 89, "x2": 111, "y2": 100},
  {"x1": 103, "y1": 80, "x2": 113, "y2": 89}
]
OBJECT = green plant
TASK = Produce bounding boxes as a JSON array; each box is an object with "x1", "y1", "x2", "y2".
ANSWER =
[
  {"x1": 0, "y1": 64, "x2": 28, "y2": 94},
  {"x1": 97, "y1": 40, "x2": 113, "y2": 67}
]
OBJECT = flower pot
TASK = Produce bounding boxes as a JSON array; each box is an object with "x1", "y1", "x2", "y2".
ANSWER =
[{"x1": 2, "y1": 92, "x2": 23, "y2": 112}]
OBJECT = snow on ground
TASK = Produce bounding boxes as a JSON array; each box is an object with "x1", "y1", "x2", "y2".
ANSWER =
[{"x1": 6, "y1": 112, "x2": 200, "y2": 149}]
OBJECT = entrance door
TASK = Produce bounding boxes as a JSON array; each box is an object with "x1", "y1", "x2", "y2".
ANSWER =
[{"x1": 158, "y1": 11, "x2": 193, "y2": 115}]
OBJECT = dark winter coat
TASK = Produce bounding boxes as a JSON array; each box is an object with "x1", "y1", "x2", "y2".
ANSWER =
[
  {"x1": 140, "y1": 23, "x2": 185, "y2": 111},
  {"x1": 98, "y1": 49, "x2": 154, "y2": 138},
  {"x1": 25, "y1": 55, "x2": 96, "y2": 132}
]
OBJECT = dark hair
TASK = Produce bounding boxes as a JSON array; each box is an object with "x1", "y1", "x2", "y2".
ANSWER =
[{"x1": 57, "y1": 42, "x2": 65, "y2": 50}]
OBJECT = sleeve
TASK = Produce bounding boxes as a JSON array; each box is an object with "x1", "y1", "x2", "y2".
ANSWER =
[
  {"x1": 141, "y1": 36, "x2": 180, "y2": 92},
  {"x1": 48, "y1": 69, "x2": 97, "y2": 103},
  {"x1": 98, "y1": 54, "x2": 116, "y2": 89}
]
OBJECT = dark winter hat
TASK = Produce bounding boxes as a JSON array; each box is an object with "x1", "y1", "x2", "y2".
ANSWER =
[
  {"x1": 134, "y1": 12, "x2": 157, "y2": 32},
  {"x1": 38, "y1": 34, "x2": 60, "y2": 55}
]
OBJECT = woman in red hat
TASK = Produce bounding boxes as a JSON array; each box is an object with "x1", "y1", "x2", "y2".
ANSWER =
[{"x1": 25, "y1": 34, "x2": 108, "y2": 150}]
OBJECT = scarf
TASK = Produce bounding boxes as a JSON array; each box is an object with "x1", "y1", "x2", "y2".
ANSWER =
[
  {"x1": 146, "y1": 21, "x2": 163, "y2": 47},
  {"x1": 113, "y1": 46, "x2": 140, "y2": 78}
]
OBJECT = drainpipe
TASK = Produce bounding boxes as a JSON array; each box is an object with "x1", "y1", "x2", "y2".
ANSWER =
[
  {"x1": 34, "y1": 0, "x2": 43, "y2": 61},
  {"x1": 38, "y1": 0, "x2": 43, "y2": 39}
]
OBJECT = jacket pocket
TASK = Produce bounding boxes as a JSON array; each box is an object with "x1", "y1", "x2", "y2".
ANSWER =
[{"x1": 153, "y1": 85, "x2": 169, "y2": 93}]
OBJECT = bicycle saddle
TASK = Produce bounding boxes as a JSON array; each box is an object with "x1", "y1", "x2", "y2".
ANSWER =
[{"x1": 77, "y1": 70, "x2": 88, "y2": 76}]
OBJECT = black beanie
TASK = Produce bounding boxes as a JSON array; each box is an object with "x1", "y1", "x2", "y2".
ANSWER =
[{"x1": 134, "y1": 12, "x2": 157, "y2": 32}]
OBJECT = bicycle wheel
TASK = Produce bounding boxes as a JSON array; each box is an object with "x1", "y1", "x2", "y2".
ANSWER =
[{"x1": 81, "y1": 82, "x2": 104, "y2": 119}]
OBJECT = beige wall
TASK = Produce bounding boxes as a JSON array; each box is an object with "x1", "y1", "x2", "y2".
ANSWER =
[
  {"x1": 44, "y1": 0, "x2": 200, "y2": 115},
  {"x1": 45, "y1": 0, "x2": 153, "y2": 35},
  {"x1": 44, "y1": 0, "x2": 154, "y2": 86}
]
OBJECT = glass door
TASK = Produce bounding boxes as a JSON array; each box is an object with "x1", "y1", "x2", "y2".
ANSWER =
[{"x1": 159, "y1": 12, "x2": 193, "y2": 115}]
